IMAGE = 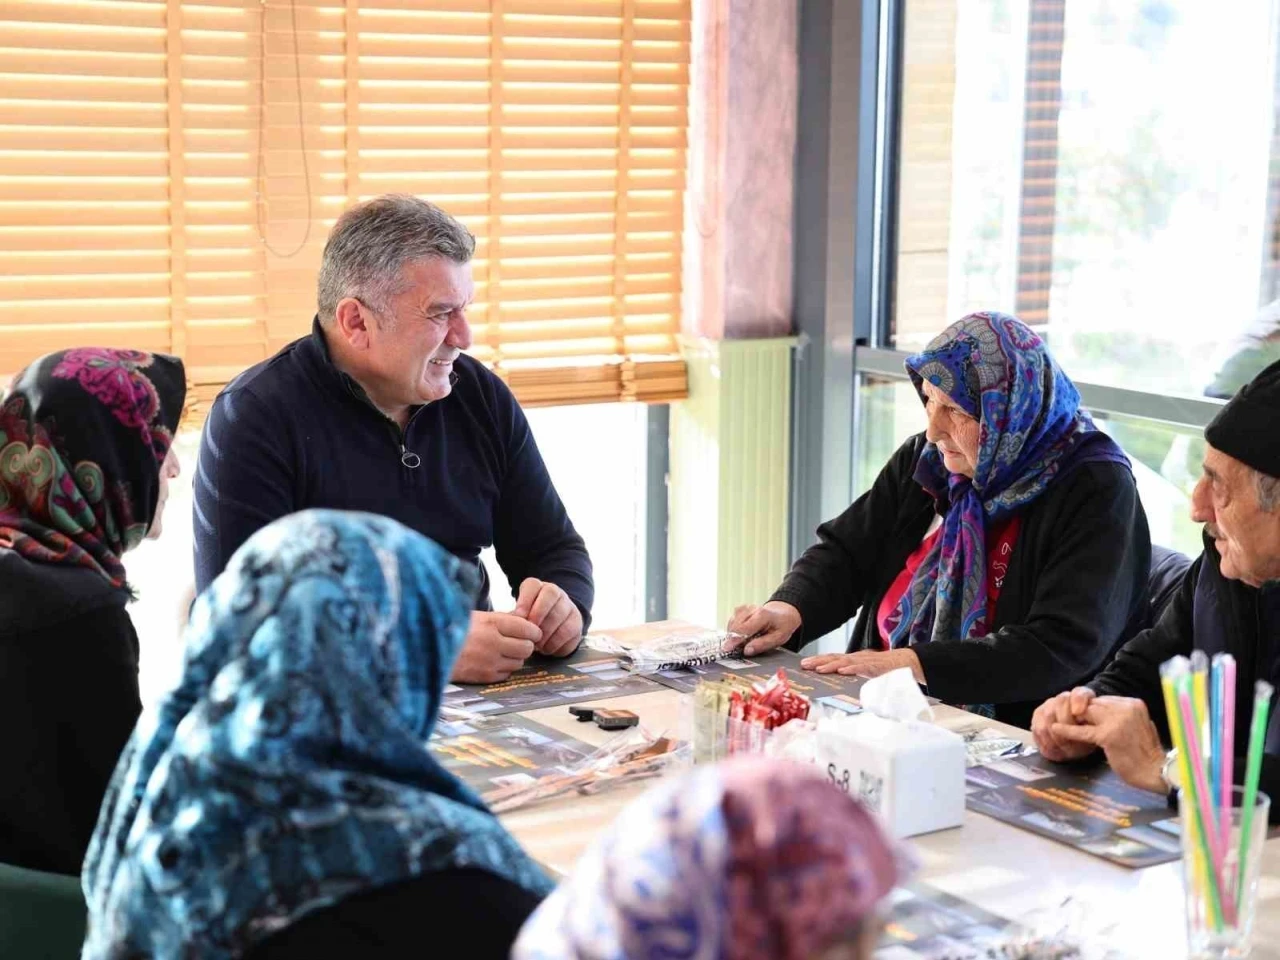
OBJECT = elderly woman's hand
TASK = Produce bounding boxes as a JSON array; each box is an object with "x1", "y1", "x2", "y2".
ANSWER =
[
  {"x1": 800, "y1": 649, "x2": 925, "y2": 684},
  {"x1": 726, "y1": 601, "x2": 802, "y2": 656}
]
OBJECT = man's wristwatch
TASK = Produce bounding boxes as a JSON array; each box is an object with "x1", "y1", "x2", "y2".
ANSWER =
[{"x1": 1160, "y1": 748, "x2": 1181, "y2": 792}]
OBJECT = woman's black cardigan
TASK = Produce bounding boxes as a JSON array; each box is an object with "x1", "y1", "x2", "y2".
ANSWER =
[{"x1": 771, "y1": 434, "x2": 1152, "y2": 728}]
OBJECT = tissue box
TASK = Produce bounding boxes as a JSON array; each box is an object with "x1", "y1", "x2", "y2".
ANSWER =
[{"x1": 813, "y1": 712, "x2": 965, "y2": 838}]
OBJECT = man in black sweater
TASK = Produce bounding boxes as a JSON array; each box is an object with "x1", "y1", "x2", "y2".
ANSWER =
[
  {"x1": 193, "y1": 195, "x2": 593, "y2": 683},
  {"x1": 1032, "y1": 361, "x2": 1280, "y2": 821}
]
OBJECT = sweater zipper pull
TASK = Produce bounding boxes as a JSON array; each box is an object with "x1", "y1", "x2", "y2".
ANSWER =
[{"x1": 400, "y1": 443, "x2": 421, "y2": 469}]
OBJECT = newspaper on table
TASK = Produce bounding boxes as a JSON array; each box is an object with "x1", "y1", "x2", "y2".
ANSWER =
[
  {"x1": 442, "y1": 645, "x2": 661, "y2": 716},
  {"x1": 586, "y1": 629, "x2": 747, "y2": 673}
]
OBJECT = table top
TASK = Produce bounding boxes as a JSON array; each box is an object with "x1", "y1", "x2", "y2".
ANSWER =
[{"x1": 496, "y1": 622, "x2": 1280, "y2": 960}]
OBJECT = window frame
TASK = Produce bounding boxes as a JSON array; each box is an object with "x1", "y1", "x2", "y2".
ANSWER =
[{"x1": 790, "y1": 0, "x2": 1228, "y2": 581}]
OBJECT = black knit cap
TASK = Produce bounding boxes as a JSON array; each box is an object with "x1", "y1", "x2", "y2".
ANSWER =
[{"x1": 1204, "y1": 358, "x2": 1280, "y2": 478}]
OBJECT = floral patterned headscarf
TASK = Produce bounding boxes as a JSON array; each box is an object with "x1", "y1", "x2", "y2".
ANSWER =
[
  {"x1": 886, "y1": 312, "x2": 1129, "y2": 648},
  {"x1": 0, "y1": 348, "x2": 185, "y2": 588},
  {"x1": 513, "y1": 758, "x2": 901, "y2": 960}
]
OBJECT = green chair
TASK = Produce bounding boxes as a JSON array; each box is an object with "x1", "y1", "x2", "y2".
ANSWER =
[{"x1": 0, "y1": 861, "x2": 86, "y2": 960}]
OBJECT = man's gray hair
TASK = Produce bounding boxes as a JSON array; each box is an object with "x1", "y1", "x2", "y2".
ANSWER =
[
  {"x1": 316, "y1": 194, "x2": 475, "y2": 324},
  {"x1": 1256, "y1": 469, "x2": 1280, "y2": 512}
]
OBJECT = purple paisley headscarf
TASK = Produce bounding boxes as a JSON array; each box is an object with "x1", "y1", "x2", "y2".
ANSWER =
[
  {"x1": 0, "y1": 348, "x2": 186, "y2": 589},
  {"x1": 884, "y1": 312, "x2": 1129, "y2": 648},
  {"x1": 513, "y1": 757, "x2": 901, "y2": 960}
]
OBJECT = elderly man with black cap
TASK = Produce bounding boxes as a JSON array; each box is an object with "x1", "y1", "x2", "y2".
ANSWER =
[{"x1": 1031, "y1": 360, "x2": 1280, "y2": 821}]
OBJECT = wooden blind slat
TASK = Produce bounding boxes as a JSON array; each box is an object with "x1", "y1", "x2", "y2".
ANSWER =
[
  {"x1": 0, "y1": 251, "x2": 172, "y2": 275},
  {"x1": 0, "y1": 301, "x2": 173, "y2": 325},
  {"x1": 0, "y1": 227, "x2": 169, "y2": 252},
  {"x1": 1, "y1": 0, "x2": 166, "y2": 30},
  {"x1": 503, "y1": 0, "x2": 690, "y2": 15}
]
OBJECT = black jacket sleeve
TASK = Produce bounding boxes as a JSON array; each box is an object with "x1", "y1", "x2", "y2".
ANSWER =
[
  {"x1": 243, "y1": 867, "x2": 544, "y2": 960},
  {"x1": 492, "y1": 397, "x2": 594, "y2": 630},
  {"x1": 770, "y1": 437, "x2": 922, "y2": 645},
  {"x1": 1256, "y1": 756, "x2": 1280, "y2": 824},
  {"x1": 193, "y1": 388, "x2": 297, "y2": 594},
  {"x1": 913, "y1": 462, "x2": 1150, "y2": 705},
  {"x1": 1089, "y1": 554, "x2": 1200, "y2": 725},
  {"x1": 0, "y1": 606, "x2": 141, "y2": 875},
  {"x1": 1089, "y1": 559, "x2": 1280, "y2": 824}
]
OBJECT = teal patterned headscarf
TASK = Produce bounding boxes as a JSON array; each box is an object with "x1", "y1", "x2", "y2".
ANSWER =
[{"x1": 82, "y1": 510, "x2": 552, "y2": 959}]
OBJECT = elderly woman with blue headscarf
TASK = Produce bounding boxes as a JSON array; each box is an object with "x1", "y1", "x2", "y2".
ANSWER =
[
  {"x1": 730, "y1": 312, "x2": 1151, "y2": 727},
  {"x1": 81, "y1": 510, "x2": 552, "y2": 960}
]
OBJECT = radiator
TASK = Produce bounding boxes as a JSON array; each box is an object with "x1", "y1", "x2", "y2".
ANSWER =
[{"x1": 668, "y1": 336, "x2": 797, "y2": 630}]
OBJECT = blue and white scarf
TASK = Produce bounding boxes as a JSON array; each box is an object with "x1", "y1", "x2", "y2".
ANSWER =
[
  {"x1": 886, "y1": 312, "x2": 1130, "y2": 648},
  {"x1": 82, "y1": 509, "x2": 552, "y2": 959}
]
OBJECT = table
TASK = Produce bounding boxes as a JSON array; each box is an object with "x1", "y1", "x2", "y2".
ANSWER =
[{"x1": 497, "y1": 622, "x2": 1280, "y2": 960}]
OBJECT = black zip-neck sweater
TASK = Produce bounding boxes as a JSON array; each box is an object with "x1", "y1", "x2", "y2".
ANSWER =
[{"x1": 193, "y1": 319, "x2": 594, "y2": 624}]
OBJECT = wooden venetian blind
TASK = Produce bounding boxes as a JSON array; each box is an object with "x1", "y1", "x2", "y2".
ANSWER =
[{"x1": 0, "y1": 0, "x2": 690, "y2": 413}]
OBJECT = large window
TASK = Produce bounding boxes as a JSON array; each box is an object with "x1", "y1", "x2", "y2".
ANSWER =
[
  {"x1": 0, "y1": 0, "x2": 691, "y2": 409},
  {"x1": 482, "y1": 402, "x2": 650, "y2": 630},
  {"x1": 894, "y1": 0, "x2": 1280, "y2": 399},
  {"x1": 852, "y1": 0, "x2": 1277, "y2": 559}
]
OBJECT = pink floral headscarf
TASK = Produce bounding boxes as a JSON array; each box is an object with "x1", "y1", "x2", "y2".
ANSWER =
[
  {"x1": 513, "y1": 757, "x2": 901, "y2": 960},
  {"x1": 1, "y1": 348, "x2": 185, "y2": 588}
]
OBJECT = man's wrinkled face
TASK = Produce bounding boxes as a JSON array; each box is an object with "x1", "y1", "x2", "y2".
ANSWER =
[{"x1": 1191, "y1": 446, "x2": 1280, "y2": 586}]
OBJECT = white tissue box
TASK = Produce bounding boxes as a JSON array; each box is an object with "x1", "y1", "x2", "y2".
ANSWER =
[{"x1": 813, "y1": 712, "x2": 965, "y2": 838}]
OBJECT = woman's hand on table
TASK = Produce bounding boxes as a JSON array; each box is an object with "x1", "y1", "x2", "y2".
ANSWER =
[
  {"x1": 726, "y1": 602, "x2": 802, "y2": 656},
  {"x1": 800, "y1": 648, "x2": 925, "y2": 684}
]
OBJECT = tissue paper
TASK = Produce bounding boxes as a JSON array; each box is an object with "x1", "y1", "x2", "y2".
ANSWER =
[{"x1": 859, "y1": 668, "x2": 934, "y2": 722}]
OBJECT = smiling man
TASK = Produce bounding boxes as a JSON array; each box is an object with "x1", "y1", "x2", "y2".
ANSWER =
[
  {"x1": 193, "y1": 195, "x2": 593, "y2": 683},
  {"x1": 1031, "y1": 360, "x2": 1280, "y2": 822}
]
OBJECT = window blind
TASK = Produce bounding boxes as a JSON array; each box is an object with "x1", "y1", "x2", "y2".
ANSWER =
[{"x1": 0, "y1": 0, "x2": 690, "y2": 415}]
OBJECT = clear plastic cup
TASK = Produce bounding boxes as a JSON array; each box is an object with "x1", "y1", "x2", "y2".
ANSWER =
[{"x1": 1178, "y1": 786, "x2": 1271, "y2": 959}]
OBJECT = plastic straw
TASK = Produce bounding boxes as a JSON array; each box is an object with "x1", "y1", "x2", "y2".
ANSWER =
[
  {"x1": 1162, "y1": 660, "x2": 1210, "y2": 919},
  {"x1": 1191, "y1": 652, "x2": 1216, "y2": 839},
  {"x1": 1161, "y1": 659, "x2": 1196, "y2": 828},
  {"x1": 1220, "y1": 655, "x2": 1237, "y2": 852},
  {"x1": 1178, "y1": 687, "x2": 1227, "y2": 929},
  {"x1": 1191, "y1": 652, "x2": 1211, "y2": 746},
  {"x1": 1213, "y1": 660, "x2": 1223, "y2": 829},
  {"x1": 1236, "y1": 679, "x2": 1275, "y2": 906}
]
